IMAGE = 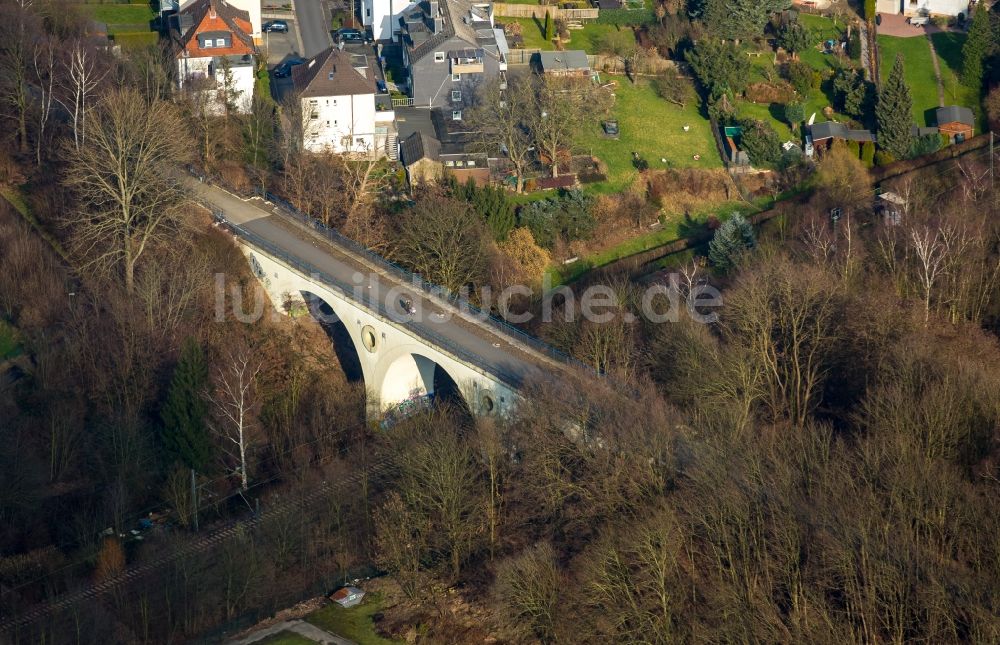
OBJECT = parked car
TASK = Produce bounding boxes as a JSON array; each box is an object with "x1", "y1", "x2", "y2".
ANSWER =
[
  {"x1": 273, "y1": 57, "x2": 305, "y2": 78},
  {"x1": 335, "y1": 28, "x2": 364, "y2": 43},
  {"x1": 264, "y1": 20, "x2": 288, "y2": 33},
  {"x1": 376, "y1": 79, "x2": 387, "y2": 94}
]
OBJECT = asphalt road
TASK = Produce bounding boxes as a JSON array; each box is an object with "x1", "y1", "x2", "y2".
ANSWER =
[
  {"x1": 295, "y1": 0, "x2": 332, "y2": 58},
  {"x1": 189, "y1": 181, "x2": 556, "y2": 389}
]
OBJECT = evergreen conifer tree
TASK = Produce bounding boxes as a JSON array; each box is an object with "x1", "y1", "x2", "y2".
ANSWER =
[
  {"x1": 962, "y1": 2, "x2": 992, "y2": 92},
  {"x1": 875, "y1": 55, "x2": 914, "y2": 160},
  {"x1": 709, "y1": 213, "x2": 755, "y2": 272},
  {"x1": 161, "y1": 338, "x2": 211, "y2": 472}
]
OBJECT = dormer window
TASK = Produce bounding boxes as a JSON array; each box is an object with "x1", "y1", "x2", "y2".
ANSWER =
[
  {"x1": 434, "y1": 51, "x2": 445, "y2": 63},
  {"x1": 203, "y1": 39, "x2": 213, "y2": 48},
  {"x1": 215, "y1": 38, "x2": 225, "y2": 47}
]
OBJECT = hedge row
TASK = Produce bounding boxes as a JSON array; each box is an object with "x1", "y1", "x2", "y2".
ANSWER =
[{"x1": 596, "y1": 8, "x2": 656, "y2": 26}]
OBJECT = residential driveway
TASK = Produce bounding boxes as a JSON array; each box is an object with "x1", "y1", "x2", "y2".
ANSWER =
[
  {"x1": 262, "y1": 20, "x2": 302, "y2": 68},
  {"x1": 876, "y1": 12, "x2": 956, "y2": 37},
  {"x1": 295, "y1": 0, "x2": 332, "y2": 58}
]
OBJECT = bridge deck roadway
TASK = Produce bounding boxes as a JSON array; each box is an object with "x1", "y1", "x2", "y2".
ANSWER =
[{"x1": 188, "y1": 180, "x2": 563, "y2": 390}]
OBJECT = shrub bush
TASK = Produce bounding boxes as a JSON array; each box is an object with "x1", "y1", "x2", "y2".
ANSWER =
[
  {"x1": 861, "y1": 141, "x2": 875, "y2": 167},
  {"x1": 874, "y1": 150, "x2": 895, "y2": 166},
  {"x1": 738, "y1": 119, "x2": 782, "y2": 167},
  {"x1": 784, "y1": 60, "x2": 814, "y2": 95},
  {"x1": 744, "y1": 81, "x2": 797, "y2": 104}
]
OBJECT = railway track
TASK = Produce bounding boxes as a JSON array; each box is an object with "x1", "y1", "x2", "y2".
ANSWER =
[{"x1": 0, "y1": 458, "x2": 391, "y2": 634}]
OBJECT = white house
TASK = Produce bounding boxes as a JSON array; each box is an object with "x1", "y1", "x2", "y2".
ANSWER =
[
  {"x1": 293, "y1": 47, "x2": 396, "y2": 156},
  {"x1": 362, "y1": 0, "x2": 418, "y2": 41},
  {"x1": 875, "y1": 0, "x2": 973, "y2": 16},
  {"x1": 169, "y1": 0, "x2": 257, "y2": 114}
]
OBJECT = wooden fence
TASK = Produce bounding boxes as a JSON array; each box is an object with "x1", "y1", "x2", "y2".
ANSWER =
[
  {"x1": 505, "y1": 48, "x2": 540, "y2": 65},
  {"x1": 493, "y1": 3, "x2": 599, "y2": 21}
]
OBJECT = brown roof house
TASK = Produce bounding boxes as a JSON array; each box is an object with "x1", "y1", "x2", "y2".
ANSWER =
[
  {"x1": 399, "y1": 132, "x2": 489, "y2": 186},
  {"x1": 935, "y1": 105, "x2": 975, "y2": 143},
  {"x1": 169, "y1": 0, "x2": 257, "y2": 114},
  {"x1": 294, "y1": 47, "x2": 396, "y2": 157}
]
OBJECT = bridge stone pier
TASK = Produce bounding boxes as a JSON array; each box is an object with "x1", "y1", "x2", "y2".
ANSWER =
[{"x1": 243, "y1": 248, "x2": 522, "y2": 421}]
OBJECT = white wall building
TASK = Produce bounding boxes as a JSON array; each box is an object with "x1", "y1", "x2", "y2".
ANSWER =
[
  {"x1": 362, "y1": 0, "x2": 418, "y2": 41},
  {"x1": 875, "y1": 0, "x2": 973, "y2": 16},
  {"x1": 170, "y1": 0, "x2": 257, "y2": 114},
  {"x1": 293, "y1": 47, "x2": 396, "y2": 156}
]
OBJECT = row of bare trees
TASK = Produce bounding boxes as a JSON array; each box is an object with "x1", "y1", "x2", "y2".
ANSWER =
[{"x1": 359, "y1": 153, "x2": 1000, "y2": 642}]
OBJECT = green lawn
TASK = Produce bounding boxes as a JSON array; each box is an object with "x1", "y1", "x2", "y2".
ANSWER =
[
  {"x1": 79, "y1": 3, "x2": 154, "y2": 31},
  {"x1": 305, "y1": 594, "x2": 399, "y2": 645},
  {"x1": 567, "y1": 23, "x2": 624, "y2": 52},
  {"x1": 797, "y1": 14, "x2": 848, "y2": 72},
  {"x1": 258, "y1": 631, "x2": 317, "y2": 645},
  {"x1": 878, "y1": 35, "x2": 941, "y2": 126},
  {"x1": 738, "y1": 49, "x2": 849, "y2": 141},
  {"x1": 504, "y1": 17, "x2": 556, "y2": 50},
  {"x1": 930, "y1": 32, "x2": 981, "y2": 126},
  {"x1": 578, "y1": 75, "x2": 720, "y2": 192},
  {"x1": 547, "y1": 202, "x2": 747, "y2": 284}
]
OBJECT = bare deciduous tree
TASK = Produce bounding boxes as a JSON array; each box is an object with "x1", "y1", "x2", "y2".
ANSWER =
[
  {"x1": 393, "y1": 192, "x2": 489, "y2": 293},
  {"x1": 493, "y1": 542, "x2": 562, "y2": 641},
  {"x1": 64, "y1": 88, "x2": 192, "y2": 291},
  {"x1": 0, "y1": 0, "x2": 36, "y2": 153},
  {"x1": 467, "y1": 76, "x2": 534, "y2": 193},
  {"x1": 57, "y1": 40, "x2": 107, "y2": 151},
  {"x1": 530, "y1": 76, "x2": 593, "y2": 178},
  {"x1": 209, "y1": 346, "x2": 262, "y2": 491},
  {"x1": 32, "y1": 35, "x2": 56, "y2": 166}
]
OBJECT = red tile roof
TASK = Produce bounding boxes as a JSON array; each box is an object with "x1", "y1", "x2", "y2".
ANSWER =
[{"x1": 174, "y1": 0, "x2": 255, "y2": 59}]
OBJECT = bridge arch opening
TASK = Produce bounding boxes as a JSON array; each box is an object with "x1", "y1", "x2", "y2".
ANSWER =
[
  {"x1": 301, "y1": 291, "x2": 364, "y2": 383},
  {"x1": 380, "y1": 353, "x2": 472, "y2": 422}
]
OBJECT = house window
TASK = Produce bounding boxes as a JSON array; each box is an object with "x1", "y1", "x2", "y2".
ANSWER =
[
  {"x1": 455, "y1": 160, "x2": 465, "y2": 167},
  {"x1": 444, "y1": 160, "x2": 455, "y2": 167},
  {"x1": 434, "y1": 51, "x2": 445, "y2": 62},
  {"x1": 467, "y1": 160, "x2": 476, "y2": 167},
  {"x1": 216, "y1": 38, "x2": 225, "y2": 47},
  {"x1": 451, "y1": 90, "x2": 461, "y2": 102},
  {"x1": 366, "y1": 7, "x2": 370, "y2": 16},
  {"x1": 203, "y1": 39, "x2": 213, "y2": 48},
  {"x1": 452, "y1": 73, "x2": 460, "y2": 82},
  {"x1": 452, "y1": 110, "x2": 462, "y2": 121}
]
